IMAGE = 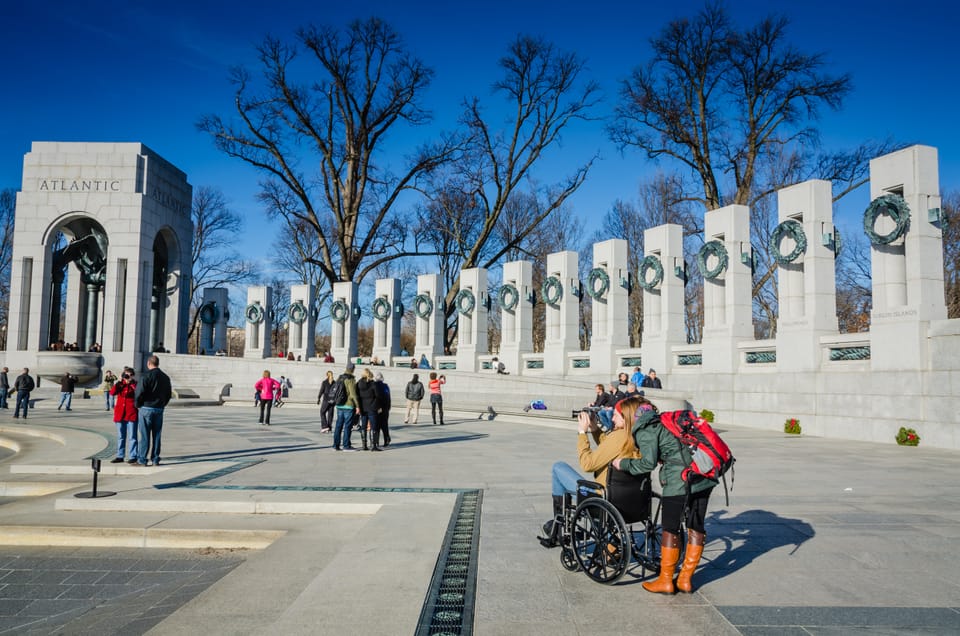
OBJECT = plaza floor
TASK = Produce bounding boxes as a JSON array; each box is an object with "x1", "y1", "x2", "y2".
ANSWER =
[{"x1": 0, "y1": 391, "x2": 958, "y2": 635}]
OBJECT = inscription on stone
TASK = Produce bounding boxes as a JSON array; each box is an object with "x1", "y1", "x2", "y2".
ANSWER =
[{"x1": 38, "y1": 179, "x2": 120, "y2": 192}]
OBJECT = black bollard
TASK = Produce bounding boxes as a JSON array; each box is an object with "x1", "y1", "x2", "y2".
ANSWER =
[{"x1": 74, "y1": 458, "x2": 117, "y2": 498}]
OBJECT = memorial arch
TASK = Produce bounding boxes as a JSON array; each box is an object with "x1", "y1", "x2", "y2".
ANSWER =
[{"x1": 6, "y1": 142, "x2": 193, "y2": 381}]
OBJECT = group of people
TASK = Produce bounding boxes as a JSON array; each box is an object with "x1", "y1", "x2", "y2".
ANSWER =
[
  {"x1": 303, "y1": 365, "x2": 448, "y2": 451},
  {"x1": 2, "y1": 367, "x2": 37, "y2": 418},
  {"x1": 540, "y1": 373, "x2": 712, "y2": 595},
  {"x1": 105, "y1": 356, "x2": 173, "y2": 467}
]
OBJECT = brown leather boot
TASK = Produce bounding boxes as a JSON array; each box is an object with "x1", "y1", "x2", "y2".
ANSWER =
[
  {"x1": 643, "y1": 532, "x2": 679, "y2": 594},
  {"x1": 676, "y1": 530, "x2": 705, "y2": 593}
]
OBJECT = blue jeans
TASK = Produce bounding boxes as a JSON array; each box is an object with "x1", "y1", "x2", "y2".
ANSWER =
[
  {"x1": 334, "y1": 408, "x2": 355, "y2": 449},
  {"x1": 105, "y1": 390, "x2": 115, "y2": 411},
  {"x1": 14, "y1": 390, "x2": 30, "y2": 418},
  {"x1": 116, "y1": 421, "x2": 138, "y2": 459},
  {"x1": 0, "y1": 389, "x2": 7, "y2": 409},
  {"x1": 551, "y1": 461, "x2": 584, "y2": 497},
  {"x1": 137, "y1": 407, "x2": 164, "y2": 465},
  {"x1": 58, "y1": 392, "x2": 73, "y2": 410}
]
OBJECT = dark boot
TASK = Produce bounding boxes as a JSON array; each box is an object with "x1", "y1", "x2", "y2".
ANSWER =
[
  {"x1": 360, "y1": 427, "x2": 369, "y2": 450},
  {"x1": 676, "y1": 530, "x2": 705, "y2": 593},
  {"x1": 643, "y1": 531, "x2": 679, "y2": 594},
  {"x1": 538, "y1": 495, "x2": 565, "y2": 548}
]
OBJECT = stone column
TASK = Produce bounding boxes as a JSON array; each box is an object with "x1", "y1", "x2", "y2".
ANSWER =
[
  {"x1": 543, "y1": 251, "x2": 580, "y2": 376},
  {"x1": 288, "y1": 284, "x2": 316, "y2": 361},
  {"x1": 868, "y1": 145, "x2": 946, "y2": 370},
  {"x1": 588, "y1": 239, "x2": 630, "y2": 377},
  {"x1": 640, "y1": 224, "x2": 686, "y2": 376},
  {"x1": 244, "y1": 286, "x2": 272, "y2": 359},
  {"x1": 774, "y1": 180, "x2": 839, "y2": 371},
  {"x1": 700, "y1": 205, "x2": 753, "y2": 373},
  {"x1": 371, "y1": 278, "x2": 402, "y2": 365},
  {"x1": 455, "y1": 268, "x2": 488, "y2": 373},
  {"x1": 200, "y1": 287, "x2": 229, "y2": 355},
  {"x1": 499, "y1": 260, "x2": 533, "y2": 376},
  {"x1": 330, "y1": 281, "x2": 359, "y2": 363},
  {"x1": 414, "y1": 274, "x2": 444, "y2": 367}
]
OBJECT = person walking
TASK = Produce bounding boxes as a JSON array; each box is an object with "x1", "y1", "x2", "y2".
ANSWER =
[
  {"x1": 317, "y1": 370, "x2": 336, "y2": 433},
  {"x1": 374, "y1": 372, "x2": 391, "y2": 449},
  {"x1": 254, "y1": 370, "x2": 281, "y2": 425},
  {"x1": 0, "y1": 367, "x2": 9, "y2": 410},
  {"x1": 110, "y1": 368, "x2": 139, "y2": 464},
  {"x1": 102, "y1": 370, "x2": 117, "y2": 411},
  {"x1": 134, "y1": 355, "x2": 172, "y2": 467},
  {"x1": 57, "y1": 370, "x2": 79, "y2": 411},
  {"x1": 404, "y1": 373, "x2": 424, "y2": 424},
  {"x1": 613, "y1": 396, "x2": 716, "y2": 594},
  {"x1": 332, "y1": 362, "x2": 360, "y2": 451},
  {"x1": 428, "y1": 372, "x2": 446, "y2": 426},
  {"x1": 356, "y1": 369, "x2": 379, "y2": 450},
  {"x1": 12, "y1": 368, "x2": 35, "y2": 419}
]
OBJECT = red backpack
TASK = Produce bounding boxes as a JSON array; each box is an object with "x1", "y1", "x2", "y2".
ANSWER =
[{"x1": 659, "y1": 410, "x2": 735, "y2": 503}]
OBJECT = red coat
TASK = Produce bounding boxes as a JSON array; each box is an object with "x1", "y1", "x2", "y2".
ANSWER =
[{"x1": 111, "y1": 379, "x2": 138, "y2": 423}]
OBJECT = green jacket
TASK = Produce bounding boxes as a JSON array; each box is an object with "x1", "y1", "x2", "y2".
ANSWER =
[
  {"x1": 335, "y1": 372, "x2": 359, "y2": 410},
  {"x1": 619, "y1": 410, "x2": 715, "y2": 498}
]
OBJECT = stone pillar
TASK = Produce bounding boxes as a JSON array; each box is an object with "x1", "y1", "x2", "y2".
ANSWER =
[
  {"x1": 455, "y1": 268, "x2": 488, "y2": 373},
  {"x1": 244, "y1": 286, "x2": 272, "y2": 359},
  {"x1": 288, "y1": 284, "x2": 316, "y2": 361},
  {"x1": 700, "y1": 205, "x2": 753, "y2": 373},
  {"x1": 640, "y1": 224, "x2": 686, "y2": 375},
  {"x1": 774, "y1": 180, "x2": 838, "y2": 370},
  {"x1": 371, "y1": 278, "x2": 402, "y2": 365},
  {"x1": 588, "y1": 239, "x2": 630, "y2": 376},
  {"x1": 868, "y1": 145, "x2": 946, "y2": 370},
  {"x1": 499, "y1": 260, "x2": 533, "y2": 376},
  {"x1": 330, "y1": 281, "x2": 359, "y2": 363},
  {"x1": 200, "y1": 287, "x2": 229, "y2": 355},
  {"x1": 414, "y1": 274, "x2": 444, "y2": 367},
  {"x1": 543, "y1": 251, "x2": 580, "y2": 376}
]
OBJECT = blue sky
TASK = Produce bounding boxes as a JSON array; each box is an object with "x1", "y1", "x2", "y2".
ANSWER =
[{"x1": 2, "y1": 0, "x2": 957, "y2": 281}]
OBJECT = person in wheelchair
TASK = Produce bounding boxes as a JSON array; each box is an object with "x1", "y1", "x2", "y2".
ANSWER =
[
  {"x1": 613, "y1": 396, "x2": 716, "y2": 594},
  {"x1": 538, "y1": 400, "x2": 642, "y2": 548}
]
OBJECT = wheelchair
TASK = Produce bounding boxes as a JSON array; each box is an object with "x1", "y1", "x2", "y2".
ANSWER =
[{"x1": 555, "y1": 468, "x2": 685, "y2": 584}]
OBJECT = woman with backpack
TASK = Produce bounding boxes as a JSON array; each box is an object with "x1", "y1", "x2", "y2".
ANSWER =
[
  {"x1": 317, "y1": 370, "x2": 336, "y2": 433},
  {"x1": 254, "y1": 370, "x2": 282, "y2": 426},
  {"x1": 613, "y1": 396, "x2": 716, "y2": 595}
]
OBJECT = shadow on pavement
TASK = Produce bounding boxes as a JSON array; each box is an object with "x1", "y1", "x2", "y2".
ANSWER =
[{"x1": 697, "y1": 508, "x2": 815, "y2": 585}]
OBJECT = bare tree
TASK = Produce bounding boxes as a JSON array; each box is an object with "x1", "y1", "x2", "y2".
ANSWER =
[
  {"x1": 189, "y1": 187, "x2": 258, "y2": 342},
  {"x1": 610, "y1": 3, "x2": 853, "y2": 210},
  {"x1": 0, "y1": 189, "x2": 16, "y2": 330},
  {"x1": 199, "y1": 17, "x2": 461, "y2": 288},
  {"x1": 941, "y1": 191, "x2": 959, "y2": 319},
  {"x1": 418, "y1": 35, "x2": 599, "y2": 346}
]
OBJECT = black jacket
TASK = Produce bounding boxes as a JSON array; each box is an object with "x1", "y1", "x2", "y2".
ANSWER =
[
  {"x1": 135, "y1": 367, "x2": 172, "y2": 408},
  {"x1": 14, "y1": 373, "x2": 35, "y2": 392},
  {"x1": 405, "y1": 381, "x2": 424, "y2": 401},
  {"x1": 356, "y1": 377, "x2": 380, "y2": 415},
  {"x1": 60, "y1": 373, "x2": 78, "y2": 392},
  {"x1": 641, "y1": 376, "x2": 662, "y2": 389}
]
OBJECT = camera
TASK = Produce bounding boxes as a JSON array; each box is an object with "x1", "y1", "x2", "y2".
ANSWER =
[
  {"x1": 571, "y1": 405, "x2": 602, "y2": 419},
  {"x1": 122, "y1": 373, "x2": 130, "y2": 380}
]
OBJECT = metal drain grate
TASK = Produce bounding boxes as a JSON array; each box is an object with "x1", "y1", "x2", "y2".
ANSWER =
[{"x1": 415, "y1": 489, "x2": 482, "y2": 636}]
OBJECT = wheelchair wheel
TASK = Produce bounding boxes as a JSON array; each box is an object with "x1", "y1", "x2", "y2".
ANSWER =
[
  {"x1": 560, "y1": 546, "x2": 580, "y2": 571},
  {"x1": 572, "y1": 498, "x2": 631, "y2": 584}
]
